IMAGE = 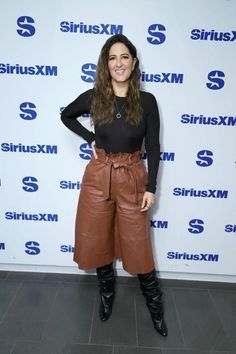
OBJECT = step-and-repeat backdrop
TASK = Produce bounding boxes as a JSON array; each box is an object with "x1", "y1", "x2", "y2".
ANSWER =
[{"x1": 1, "y1": 0, "x2": 235, "y2": 280}]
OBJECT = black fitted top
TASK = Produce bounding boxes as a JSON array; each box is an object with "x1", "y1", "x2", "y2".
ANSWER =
[{"x1": 61, "y1": 89, "x2": 160, "y2": 193}]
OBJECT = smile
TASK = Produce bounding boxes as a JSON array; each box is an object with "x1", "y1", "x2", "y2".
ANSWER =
[{"x1": 115, "y1": 69, "x2": 125, "y2": 74}]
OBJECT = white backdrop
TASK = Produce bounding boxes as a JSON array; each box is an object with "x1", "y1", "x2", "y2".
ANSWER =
[{"x1": 1, "y1": 0, "x2": 236, "y2": 281}]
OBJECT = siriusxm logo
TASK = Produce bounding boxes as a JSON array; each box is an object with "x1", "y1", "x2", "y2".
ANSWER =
[
  {"x1": 167, "y1": 251, "x2": 219, "y2": 262},
  {"x1": 206, "y1": 70, "x2": 225, "y2": 90},
  {"x1": 80, "y1": 63, "x2": 183, "y2": 85},
  {"x1": 142, "y1": 151, "x2": 175, "y2": 162},
  {"x1": 1, "y1": 143, "x2": 57, "y2": 154},
  {"x1": 60, "y1": 21, "x2": 123, "y2": 35},
  {"x1": 22, "y1": 176, "x2": 39, "y2": 192},
  {"x1": 141, "y1": 72, "x2": 183, "y2": 84},
  {"x1": 225, "y1": 224, "x2": 236, "y2": 233},
  {"x1": 81, "y1": 63, "x2": 96, "y2": 83},
  {"x1": 60, "y1": 245, "x2": 74, "y2": 253},
  {"x1": 0, "y1": 243, "x2": 5, "y2": 250},
  {"x1": 196, "y1": 150, "x2": 213, "y2": 167},
  {"x1": 147, "y1": 24, "x2": 166, "y2": 45},
  {"x1": 79, "y1": 143, "x2": 175, "y2": 162},
  {"x1": 173, "y1": 188, "x2": 228, "y2": 199},
  {"x1": 181, "y1": 113, "x2": 236, "y2": 126},
  {"x1": 25, "y1": 241, "x2": 40, "y2": 255},
  {"x1": 17, "y1": 16, "x2": 35, "y2": 37},
  {"x1": 79, "y1": 143, "x2": 93, "y2": 160},
  {"x1": 20, "y1": 102, "x2": 37, "y2": 120},
  {"x1": 5, "y1": 212, "x2": 58, "y2": 222},
  {"x1": 150, "y1": 220, "x2": 168, "y2": 229},
  {"x1": 188, "y1": 219, "x2": 204, "y2": 234},
  {"x1": 60, "y1": 180, "x2": 81, "y2": 190},
  {"x1": 191, "y1": 29, "x2": 236, "y2": 42},
  {"x1": 0, "y1": 64, "x2": 57, "y2": 76}
]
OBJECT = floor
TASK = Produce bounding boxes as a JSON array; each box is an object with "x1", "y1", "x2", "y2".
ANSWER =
[{"x1": 0, "y1": 271, "x2": 235, "y2": 354}]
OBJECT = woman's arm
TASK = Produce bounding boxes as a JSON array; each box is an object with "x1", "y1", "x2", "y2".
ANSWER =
[{"x1": 61, "y1": 89, "x2": 95, "y2": 144}]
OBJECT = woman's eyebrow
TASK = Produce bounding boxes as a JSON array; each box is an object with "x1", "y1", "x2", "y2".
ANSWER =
[{"x1": 109, "y1": 52, "x2": 130, "y2": 57}]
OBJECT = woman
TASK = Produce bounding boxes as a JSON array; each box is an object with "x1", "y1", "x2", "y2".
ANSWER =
[{"x1": 61, "y1": 34, "x2": 168, "y2": 337}]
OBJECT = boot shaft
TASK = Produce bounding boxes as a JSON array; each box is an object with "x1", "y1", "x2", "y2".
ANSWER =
[
  {"x1": 138, "y1": 269, "x2": 162, "y2": 300},
  {"x1": 96, "y1": 263, "x2": 115, "y2": 322},
  {"x1": 96, "y1": 263, "x2": 115, "y2": 293}
]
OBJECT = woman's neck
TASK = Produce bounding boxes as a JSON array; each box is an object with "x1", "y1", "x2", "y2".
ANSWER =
[{"x1": 112, "y1": 81, "x2": 128, "y2": 97}]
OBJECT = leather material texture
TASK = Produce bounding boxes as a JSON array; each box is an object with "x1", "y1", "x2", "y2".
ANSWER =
[{"x1": 74, "y1": 147, "x2": 155, "y2": 274}]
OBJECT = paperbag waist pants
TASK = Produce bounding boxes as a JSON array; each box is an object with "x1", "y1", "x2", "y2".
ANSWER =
[{"x1": 73, "y1": 147, "x2": 155, "y2": 274}]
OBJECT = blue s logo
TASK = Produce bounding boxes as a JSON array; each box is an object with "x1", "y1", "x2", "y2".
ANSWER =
[
  {"x1": 188, "y1": 219, "x2": 204, "y2": 234},
  {"x1": 147, "y1": 24, "x2": 166, "y2": 45},
  {"x1": 196, "y1": 150, "x2": 213, "y2": 167},
  {"x1": 19, "y1": 102, "x2": 37, "y2": 120},
  {"x1": 25, "y1": 241, "x2": 40, "y2": 255},
  {"x1": 81, "y1": 63, "x2": 96, "y2": 83},
  {"x1": 22, "y1": 176, "x2": 39, "y2": 192},
  {"x1": 17, "y1": 16, "x2": 35, "y2": 37},
  {"x1": 79, "y1": 143, "x2": 93, "y2": 160},
  {"x1": 206, "y1": 70, "x2": 225, "y2": 90}
]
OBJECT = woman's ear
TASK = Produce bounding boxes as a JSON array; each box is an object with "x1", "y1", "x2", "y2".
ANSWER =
[{"x1": 132, "y1": 58, "x2": 137, "y2": 70}]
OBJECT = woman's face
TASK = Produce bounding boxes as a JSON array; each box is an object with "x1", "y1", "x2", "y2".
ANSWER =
[{"x1": 108, "y1": 42, "x2": 137, "y2": 85}]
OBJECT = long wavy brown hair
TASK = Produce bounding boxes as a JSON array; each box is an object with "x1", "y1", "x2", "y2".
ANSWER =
[{"x1": 90, "y1": 34, "x2": 143, "y2": 126}]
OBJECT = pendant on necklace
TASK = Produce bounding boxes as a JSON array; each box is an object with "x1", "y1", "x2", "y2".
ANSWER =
[{"x1": 116, "y1": 113, "x2": 121, "y2": 119}]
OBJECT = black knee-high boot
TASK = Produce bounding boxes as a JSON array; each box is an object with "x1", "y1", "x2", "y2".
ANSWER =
[
  {"x1": 138, "y1": 269, "x2": 168, "y2": 337},
  {"x1": 96, "y1": 263, "x2": 115, "y2": 321}
]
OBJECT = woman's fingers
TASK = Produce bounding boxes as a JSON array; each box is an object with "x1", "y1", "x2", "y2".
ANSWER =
[{"x1": 140, "y1": 192, "x2": 155, "y2": 212}]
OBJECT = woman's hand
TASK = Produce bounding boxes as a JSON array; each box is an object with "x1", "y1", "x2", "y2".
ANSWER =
[
  {"x1": 91, "y1": 140, "x2": 97, "y2": 159},
  {"x1": 140, "y1": 191, "x2": 155, "y2": 212}
]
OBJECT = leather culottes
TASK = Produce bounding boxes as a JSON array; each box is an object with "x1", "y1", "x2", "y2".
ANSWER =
[{"x1": 74, "y1": 147, "x2": 155, "y2": 274}]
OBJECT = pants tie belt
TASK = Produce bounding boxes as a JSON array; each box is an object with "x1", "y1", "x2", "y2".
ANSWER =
[{"x1": 98, "y1": 159, "x2": 139, "y2": 205}]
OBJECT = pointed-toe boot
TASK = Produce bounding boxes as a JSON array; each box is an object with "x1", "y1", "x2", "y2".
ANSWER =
[{"x1": 138, "y1": 269, "x2": 168, "y2": 337}]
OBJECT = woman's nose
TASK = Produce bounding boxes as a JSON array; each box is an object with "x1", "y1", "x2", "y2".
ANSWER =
[{"x1": 116, "y1": 58, "x2": 122, "y2": 67}]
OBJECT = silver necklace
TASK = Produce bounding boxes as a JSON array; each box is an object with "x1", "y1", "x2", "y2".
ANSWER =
[{"x1": 115, "y1": 100, "x2": 126, "y2": 119}]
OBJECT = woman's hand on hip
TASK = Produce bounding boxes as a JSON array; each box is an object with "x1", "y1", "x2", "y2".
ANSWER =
[
  {"x1": 140, "y1": 191, "x2": 155, "y2": 212},
  {"x1": 91, "y1": 140, "x2": 97, "y2": 159}
]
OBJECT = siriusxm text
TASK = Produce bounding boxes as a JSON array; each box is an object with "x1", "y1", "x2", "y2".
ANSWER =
[
  {"x1": 0, "y1": 243, "x2": 5, "y2": 250},
  {"x1": 60, "y1": 180, "x2": 81, "y2": 190},
  {"x1": 167, "y1": 252, "x2": 219, "y2": 262},
  {"x1": 150, "y1": 220, "x2": 168, "y2": 229},
  {"x1": 225, "y1": 224, "x2": 236, "y2": 233},
  {"x1": 191, "y1": 29, "x2": 236, "y2": 41},
  {"x1": 173, "y1": 188, "x2": 228, "y2": 199},
  {"x1": 0, "y1": 63, "x2": 57, "y2": 76},
  {"x1": 5, "y1": 212, "x2": 58, "y2": 222},
  {"x1": 79, "y1": 143, "x2": 175, "y2": 161},
  {"x1": 181, "y1": 114, "x2": 236, "y2": 126},
  {"x1": 61, "y1": 245, "x2": 74, "y2": 253},
  {"x1": 1, "y1": 143, "x2": 58, "y2": 154},
  {"x1": 60, "y1": 22, "x2": 123, "y2": 35},
  {"x1": 142, "y1": 151, "x2": 175, "y2": 161},
  {"x1": 141, "y1": 72, "x2": 183, "y2": 84},
  {"x1": 80, "y1": 63, "x2": 183, "y2": 85}
]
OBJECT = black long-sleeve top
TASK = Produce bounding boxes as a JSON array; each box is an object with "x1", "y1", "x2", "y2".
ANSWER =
[{"x1": 61, "y1": 89, "x2": 160, "y2": 193}]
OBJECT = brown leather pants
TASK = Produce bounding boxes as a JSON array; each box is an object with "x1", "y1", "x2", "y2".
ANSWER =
[{"x1": 74, "y1": 147, "x2": 155, "y2": 274}]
